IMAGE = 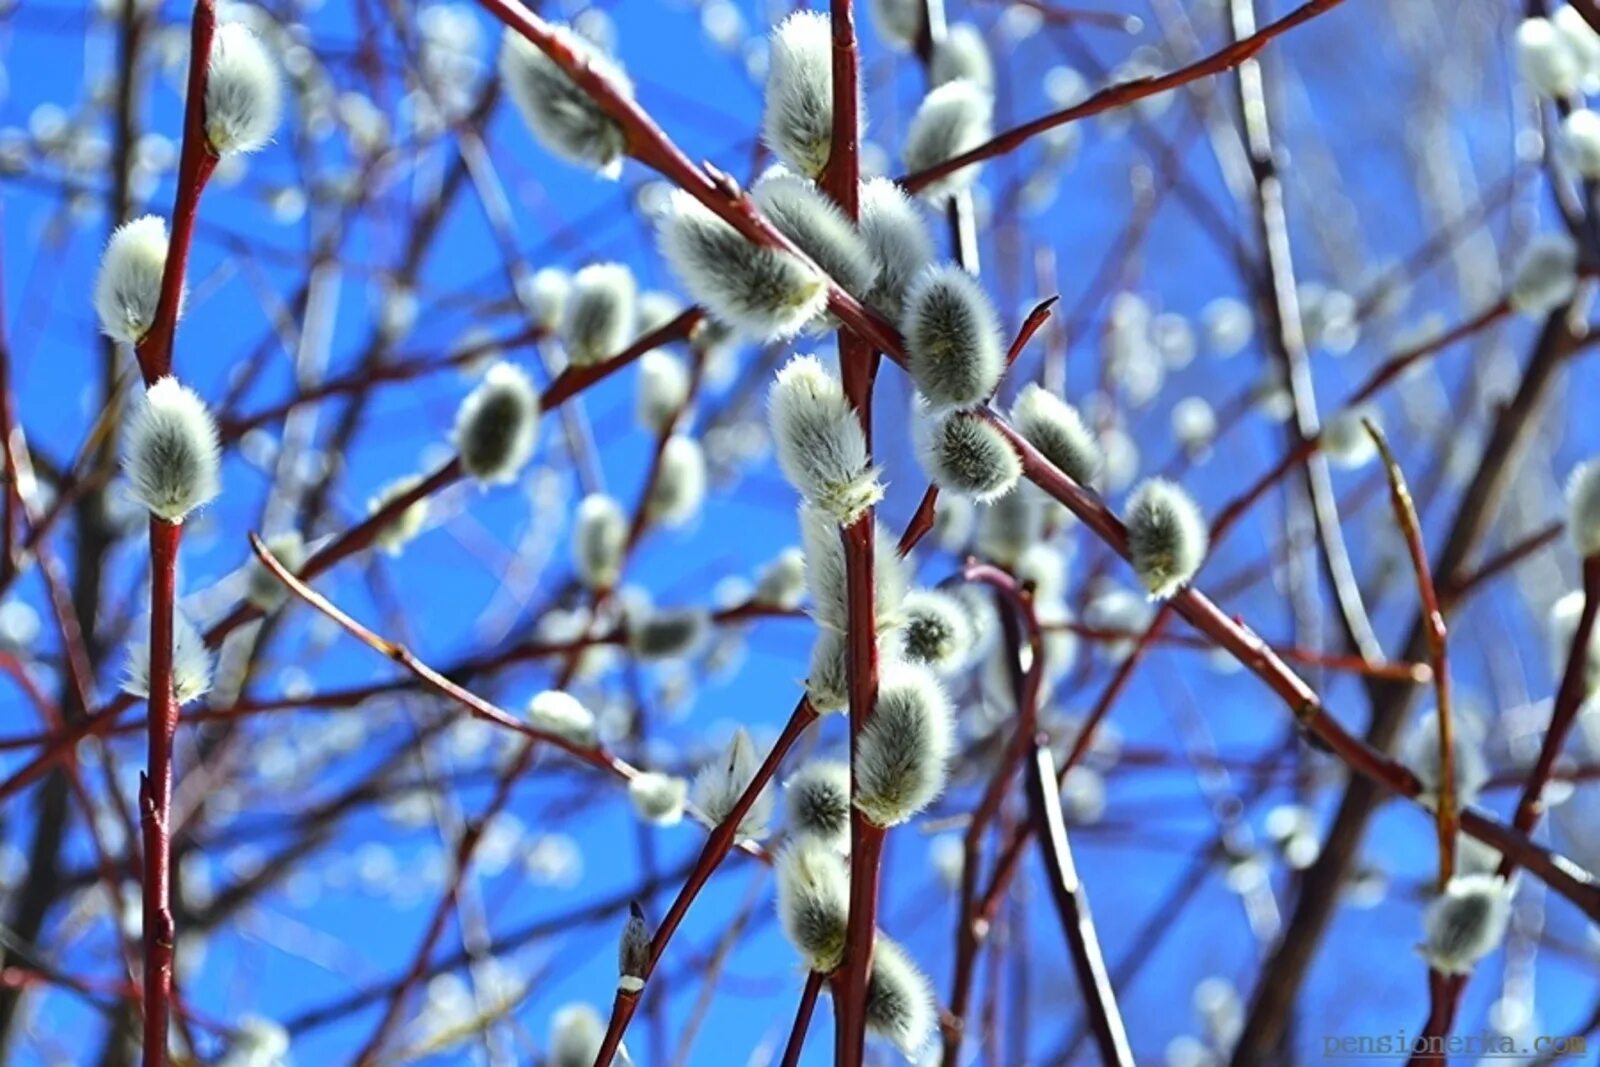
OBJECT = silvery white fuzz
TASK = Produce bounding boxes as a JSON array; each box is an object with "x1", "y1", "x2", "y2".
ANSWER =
[
  {"x1": 931, "y1": 23, "x2": 993, "y2": 90},
  {"x1": 452, "y1": 361, "x2": 540, "y2": 486},
  {"x1": 636, "y1": 350, "x2": 690, "y2": 434},
  {"x1": 500, "y1": 24, "x2": 633, "y2": 178},
  {"x1": 94, "y1": 215, "x2": 174, "y2": 344},
  {"x1": 902, "y1": 78, "x2": 993, "y2": 203},
  {"x1": 123, "y1": 610, "x2": 213, "y2": 706},
  {"x1": 1517, "y1": 16, "x2": 1583, "y2": 99},
  {"x1": 562, "y1": 262, "x2": 637, "y2": 366},
  {"x1": 785, "y1": 760, "x2": 851, "y2": 850},
  {"x1": 799, "y1": 502, "x2": 907, "y2": 632},
  {"x1": 916, "y1": 407, "x2": 1021, "y2": 502},
  {"x1": 976, "y1": 485, "x2": 1044, "y2": 567},
  {"x1": 214, "y1": 1015, "x2": 289, "y2": 1067},
  {"x1": 901, "y1": 264, "x2": 1004, "y2": 410},
  {"x1": 123, "y1": 377, "x2": 222, "y2": 523},
  {"x1": 548, "y1": 1003, "x2": 605, "y2": 1067},
  {"x1": 1510, "y1": 232, "x2": 1579, "y2": 315},
  {"x1": 646, "y1": 434, "x2": 707, "y2": 527},
  {"x1": 1420, "y1": 874, "x2": 1513, "y2": 975},
  {"x1": 574, "y1": 493, "x2": 627, "y2": 589},
  {"x1": 1567, "y1": 457, "x2": 1600, "y2": 557},
  {"x1": 763, "y1": 12, "x2": 857, "y2": 178},
  {"x1": 854, "y1": 661, "x2": 954, "y2": 826},
  {"x1": 628, "y1": 771, "x2": 688, "y2": 826},
  {"x1": 1321, "y1": 407, "x2": 1379, "y2": 469},
  {"x1": 1011, "y1": 384, "x2": 1101, "y2": 486},
  {"x1": 205, "y1": 21, "x2": 282, "y2": 155},
  {"x1": 1124, "y1": 478, "x2": 1208, "y2": 599},
  {"x1": 775, "y1": 837, "x2": 850, "y2": 970},
  {"x1": 754, "y1": 546, "x2": 808, "y2": 609},
  {"x1": 806, "y1": 627, "x2": 851, "y2": 713},
  {"x1": 868, "y1": 0, "x2": 923, "y2": 51},
  {"x1": 658, "y1": 189, "x2": 826, "y2": 339},
  {"x1": 617, "y1": 902, "x2": 649, "y2": 993},
  {"x1": 527, "y1": 689, "x2": 597, "y2": 747},
  {"x1": 858, "y1": 177, "x2": 935, "y2": 320},
  {"x1": 246, "y1": 531, "x2": 306, "y2": 612},
  {"x1": 864, "y1": 936, "x2": 936, "y2": 1055},
  {"x1": 751, "y1": 169, "x2": 877, "y2": 305},
  {"x1": 1563, "y1": 109, "x2": 1600, "y2": 179},
  {"x1": 691, "y1": 727, "x2": 773, "y2": 839},
  {"x1": 897, "y1": 588, "x2": 974, "y2": 675},
  {"x1": 522, "y1": 266, "x2": 570, "y2": 329},
  {"x1": 768, "y1": 355, "x2": 882, "y2": 524},
  {"x1": 367, "y1": 474, "x2": 430, "y2": 556},
  {"x1": 1556, "y1": 5, "x2": 1600, "y2": 89}
]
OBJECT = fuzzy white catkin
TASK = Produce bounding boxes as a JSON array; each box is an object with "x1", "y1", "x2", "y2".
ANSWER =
[
  {"x1": 215, "y1": 1014, "x2": 289, "y2": 1067},
  {"x1": 763, "y1": 12, "x2": 857, "y2": 178},
  {"x1": 123, "y1": 377, "x2": 222, "y2": 523},
  {"x1": 1010, "y1": 384, "x2": 1102, "y2": 487},
  {"x1": 1517, "y1": 17, "x2": 1583, "y2": 99},
  {"x1": 1564, "y1": 109, "x2": 1600, "y2": 179},
  {"x1": 754, "y1": 546, "x2": 808, "y2": 608},
  {"x1": 94, "y1": 215, "x2": 174, "y2": 344},
  {"x1": 1401, "y1": 708, "x2": 1491, "y2": 807},
  {"x1": 367, "y1": 475, "x2": 429, "y2": 556},
  {"x1": 769, "y1": 355, "x2": 882, "y2": 524},
  {"x1": 691, "y1": 727, "x2": 773, "y2": 839},
  {"x1": 246, "y1": 532, "x2": 306, "y2": 612},
  {"x1": 901, "y1": 264, "x2": 1004, "y2": 410},
  {"x1": 868, "y1": 0, "x2": 923, "y2": 50},
  {"x1": 628, "y1": 771, "x2": 688, "y2": 826},
  {"x1": 452, "y1": 361, "x2": 540, "y2": 486},
  {"x1": 548, "y1": 1003, "x2": 605, "y2": 1067},
  {"x1": 752, "y1": 170, "x2": 878, "y2": 305},
  {"x1": 657, "y1": 189, "x2": 826, "y2": 339},
  {"x1": 522, "y1": 266, "x2": 570, "y2": 329},
  {"x1": 897, "y1": 589, "x2": 974, "y2": 675},
  {"x1": 916, "y1": 408, "x2": 1021, "y2": 502},
  {"x1": 902, "y1": 78, "x2": 993, "y2": 203},
  {"x1": 123, "y1": 611, "x2": 213, "y2": 706},
  {"x1": 931, "y1": 23, "x2": 994, "y2": 90},
  {"x1": 1510, "y1": 233, "x2": 1580, "y2": 315},
  {"x1": 1556, "y1": 5, "x2": 1600, "y2": 87},
  {"x1": 562, "y1": 262, "x2": 637, "y2": 367},
  {"x1": 799, "y1": 502, "x2": 907, "y2": 632},
  {"x1": 775, "y1": 837, "x2": 850, "y2": 970},
  {"x1": 574, "y1": 494, "x2": 627, "y2": 589},
  {"x1": 1124, "y1": 478, "x2": 1208, "y2": 599},
  {"x1": 1202, "y1": 296, "x2": 1253, "y2": 357},
  {"x1": 636, "y1": 351, "x2": 690, "y2": 434},
  {"x1": 806, "y1": 628, "x2": 852, "y2": 713},
  {"x1": 865, "y1": 936, "x2": 937, "y2": 1055},
  {"x1": 646, "y1": 434, "x2": 707, "y2": 527},
  {"x1": 618, "y1": 903, "x2": 649, "y2": 992},
  {"x1": 858, "y1": 177, "x2": 935, "y2": 321},
  {"x1": 1421, "y1": 874, "x2": 1513, "y2": 975},
  {"x1": 785, "y1": 760, "x2": 851, "y2": 850},
  {"x1": 1321, "y1": 407, "x2": 1379, "y2": 469},
  {"x1": 205, "y1": 21, "x2": 281, "y2": 155},
  {"x1": 977, "y1": 486, "x2": 1044, "y2": 567},
  {"x1": 855, "y1": 661, "x2": 954, "y2": 826},
  {"x1": 1567, "y1": 458, "x2": 1600, "y2": 557},
  {"x1": 500, "y1": 25, "x2": 633, "y2": 178},
  {"x1": 527, "y1": 689, "x2": 597, "y2": 747},
  {"x1": 627, "y1": 607, "x2": 709, "y2": 660}
]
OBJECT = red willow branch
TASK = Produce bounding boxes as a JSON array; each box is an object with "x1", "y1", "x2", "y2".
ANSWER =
[
  {"x1": 1024, "y1": 744, "x2": 1135, "y2": 1067},
  {"x1": 779, "y1": 969, "x2": 826, "y2": 1067},
  {"x1": 900, "y1": 0, "x2": 1350, "y2": 195}
]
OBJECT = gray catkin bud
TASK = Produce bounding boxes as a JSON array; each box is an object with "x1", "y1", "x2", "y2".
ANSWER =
[
  {"x1": 618, "y1": 902, "x2": 650, "y2": 993},
  {"x1": 901, "y1": 264, "x2": 1004, "y2": 411},
  {"x1": 94, "y1": 215, "x2": 175, "y2": 344},
  {"x1": 785, "y1": 761, "x2": 851, "y2": 850},
  {"x1": 976, "y1": 485, "x2": 1045, "y2": 567},
  {"x1": 549, "y1": 1004, "x2": 605, "y2": 1067},
  {"x1": 775, "y1": 837, "x2": 850, "y2": 970},
  {"x1": 799, "y1": 503, "x2": 907, "y2": 632},
  {"x1": 527, "y1": 689, "x2": 597, "y2": 747},
  {"x1": 868, "y1": 0, "x2": 924, "y2": 51},
  {"x1": 864, "y1": 936, "x2": 937, "y2": 1055},
  {"x1": 204, "y1": 21, "x2": 282, "y2": 155},
  {"x1": 646, "y1": 435, "x2": 707, "y2": 527},
  {"x1": 499, "y1": 24, "x2": 633, "y2": 178},
  {"x1": 636, "y1": 351, "x2": 690, "y2": 434},
  {"x1": 1420, "y1": 874, "x2": 1512, "y2": 975},
  {"x1": 522, "y1": 266, "x2": 570, "y2": 330},
  {"x1": 658, "y1": 189, "x2": 826, "y2": 339},
  {"x1": 123, "y1": 377, "x2": 222, "y2": 523},
  {"x1": 806, "y1": 628, "x2": 852, "y2": 713},
  {"x1": 763, "y1": 12, "x2": 858, "y2": 178},
  {"x1": 769, "y1": 355, "x2": 883, "y2": 524},
  {"x1": 854, "y1": 661, "x2": 954, "y2": 826},
  {"x1": 752, "y1": 169, "x2": 878, "y2": 307},
  {"x1": 902, "y1": 78, "x2": 993, "y2": 203},
  {"x1": 1124, "y1": 478, "x2": 1208, "y2": 599},
  {"x1": 453, "y1": 362, "x2": 540, "y2": 486},
  {"x1": 755, "y1": 547, "x2": 808, "y2": 609},
  {"x1": 916, "y1": 408, "x2": 1021, "y2": 502},
  {"x1": 898, "y1": 589, "x2": 974, "y2": 674},
  {"x1": 563, "y1": 262, "x2": 637, "y2": 367},
  {"x1": 691, "y1": 727, "x2": 773, "y2": 839},
  {"x1": 1011, "y1": 383, "x2": 1102, "y2": 487},
  {"x1": 368, "y1": 475, "x2": 429, "y2": 556},
  {"x1": 246, "y1": 531, "x2": 306, "y2": 612},
  {"x1": 627, "y1": 607, "x2": 709, "y2": 661},
  {"x1": 1510, "y1": 233, "x2": 1579, "y2": 315},
  {"x1": 858, "y1": 177, "x2": 935, "y2": 321},
  {"x1": 931, "y1": 23, "x2": 994, "y2": 90},
  {"x1": 123, "y1": 611, "x2": 213, "y2": 706},
  {"x1": 1566, "y1": 458, "x2": 1600, "y2": 557},
  {"x1": 574, "y1": 494, "x2": 627, "y2": 589},
  {"x1": 628, "y1": 771, "x2": 688, "y2": 826}
]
